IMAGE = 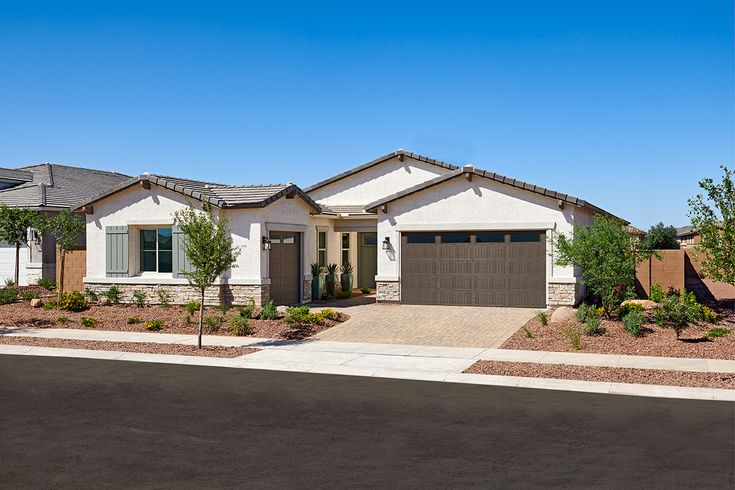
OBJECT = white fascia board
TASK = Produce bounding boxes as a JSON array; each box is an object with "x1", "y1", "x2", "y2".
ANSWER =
[{"x1": 394, "y1": 222, "x2": 557, "y2": 232}]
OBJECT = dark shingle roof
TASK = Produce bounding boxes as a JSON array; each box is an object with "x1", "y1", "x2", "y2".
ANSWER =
[
  {"x1": 0, "y1": 168, "x2": 33, "y2": 183},
  {"x1": 0, "y1": 163, "x2": 130, "y2": 209},
  {"x1": 304, "y1": 150, "x2": 458, "y2": 193},
  {"x1": 677, "y1": 226, "x2": 695, "y2": 237},
  {"x1": 72, "y1": 174, "x2": 321, "y2": 213},
  {"x1": 365, "y1": 165, "x2": 622, "y2": 221}
]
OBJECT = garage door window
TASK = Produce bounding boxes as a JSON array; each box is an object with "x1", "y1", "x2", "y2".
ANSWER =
[
  {"x1": 440, "y1": 233, "x2": 470, "y2": 243},
  {"x1": 406, "y1": 234, "x2": 435, "y2": 244},
  {"x1": 476, "y1": 232, "x2": 505, "y2": 243},
  {"x1": 510, "y1": 231, "x2": 541, "y2": 242}
]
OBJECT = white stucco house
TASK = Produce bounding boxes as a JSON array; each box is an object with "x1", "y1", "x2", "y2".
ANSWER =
[{"x1": 73, "y1": 150, "x2": 620, "y2": 308}]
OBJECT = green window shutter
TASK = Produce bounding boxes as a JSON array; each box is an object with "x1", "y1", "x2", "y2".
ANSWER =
[
  {"x1": 172, "y1": 225, "x2": 192, "y2": 278},
  {"x1": 105, "y1": 226, "x2": 129, "y2": 277}
]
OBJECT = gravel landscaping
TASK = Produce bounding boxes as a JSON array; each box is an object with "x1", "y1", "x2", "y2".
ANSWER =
[
  {"x1": 465, "y1": 360, "x2": 735, "y2": 389},
  {"x1": 503, "y1": 311, "x2": 735, "y2": 360},
  {"x1": 0, "y1": 302, "x2": 347, "y2": 340},
  {"x1": 0, "y1": 335, "x2": 258, "y2": 358}
]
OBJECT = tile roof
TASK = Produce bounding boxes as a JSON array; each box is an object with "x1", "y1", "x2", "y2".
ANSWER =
[
  {"x1": 0, "y1": 168, "x2": 33, "y2": 183},
  {"x1": 0, "y1": 163, "x2": 130, "y2": 209},
  {"x1": 365, "y1": 165, "x2": 623, "y2": 221},
  {"x1": 304, "y1": 150, "x2": 458, "y2": 193},
  {"x1": 73, "y1": 174, "x2": 322, "y2": 213},
  {"x1": 318, "y1": 204, "x2": 375, "y2": 216}
]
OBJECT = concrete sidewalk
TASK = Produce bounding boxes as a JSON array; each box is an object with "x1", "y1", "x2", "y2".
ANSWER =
[{"x1": 2, "y1": 327, "x2": 735, "y2": 401}]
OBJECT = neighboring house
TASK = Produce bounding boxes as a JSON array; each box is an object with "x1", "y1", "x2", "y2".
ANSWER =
[
  {"x1": 73, "y1": 150, "x2": 620, "y2": 308},
  {"x1": 677, "y1": 226, "x2": 700, "y2": 247},
  {"x1": 0, "y1": 163, "x2": 130, "y2": 285}
]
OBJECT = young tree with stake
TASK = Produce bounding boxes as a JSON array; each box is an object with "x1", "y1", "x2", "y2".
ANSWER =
[
  {"x1": 42, "y1": 210, "x2": 85, "y2": 299},
  {"x1": 173, "y1": 203, "x2": 240, "y2": 349}
]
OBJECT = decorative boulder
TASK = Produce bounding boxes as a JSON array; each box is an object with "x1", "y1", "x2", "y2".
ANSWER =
[
  {"x1": 620, "y1": 299, "x2": 657, "y2": 310},
  {"x1": 30, "y1": 298, "x2": 43, "y2": 308},
  {"x1": 550, "y1": 306, "x2": 575, "y2": 324},
  {"x1": 97, "y1": 297, "x2": 110, "y2": 306},
  {"x1": 276, "y1": 305, "x2": 289, "y2": 316}
]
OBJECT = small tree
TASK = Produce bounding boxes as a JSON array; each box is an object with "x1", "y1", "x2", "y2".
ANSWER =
[
  {"x1": 688, "y1": 165, "x2": 735, "y2": 284},
  {"x1": 42, "y1": 210, "x2": 85, "y2": 299},
  {"x1": 640, "y1": 222, "x2": 680, "y2": 250},
  {"x1": 554, "y1": 214, "x2": 653, "y2": 315},
  {"x1": 0, "y1": 205, "x2": 43, "y2": 286},
  {"x1": 173, "y1": 203, "x2": 240, "y2": 349}
]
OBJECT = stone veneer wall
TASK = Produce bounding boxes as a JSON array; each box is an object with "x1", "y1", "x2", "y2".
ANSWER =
[
  {"x1": 85, "y1": 282, "x2": 269, "y2": 307},
  {"x1": 547, "y1": 282, "x2": 578, "y2": 307},
  {"x1": 303, "y1": 277, "x2": 312, "y2": 303},
  {"x1": 376, "y1": 281, "x2": 400, "y2": 302}
]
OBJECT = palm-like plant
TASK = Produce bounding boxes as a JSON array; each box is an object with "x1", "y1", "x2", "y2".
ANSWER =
[{"x1": 310, "y1": 263, "x2": 324, "y2": 277}]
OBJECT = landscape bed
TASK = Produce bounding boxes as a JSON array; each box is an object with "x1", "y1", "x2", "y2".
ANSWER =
[
  {"x1": 464, "y1": 360, "x2": 735, "y2": 390},
  {"x1": 0, "y1": 302, "x2": 348, "y2": 340},
  {"x1": 0, "y1": 335, "x2": 259, "y2": 358}
]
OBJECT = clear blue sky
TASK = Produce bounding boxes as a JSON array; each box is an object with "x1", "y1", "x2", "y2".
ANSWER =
[{"x1": 1, "y1": 1, "x2": 732, "y2": 228}]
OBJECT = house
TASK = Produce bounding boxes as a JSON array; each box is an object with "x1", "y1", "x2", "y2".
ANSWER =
[
  {"x1": 0, "y1": 163, "x2": 130, "y2": 286},
  {"x1": 677, "y1": 226, "x2": 699, "y2": 247},
  {"x1": 73, "y1": 150, "x2": 620, "y2": 307}
]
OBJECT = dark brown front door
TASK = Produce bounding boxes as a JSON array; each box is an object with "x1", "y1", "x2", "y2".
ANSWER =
[
  {"x1": 269, "y1": 231, "x2": 300, "y2": 305},
  {"x1": 401, "y1": 231, "x2": 546, "y2": 307}
]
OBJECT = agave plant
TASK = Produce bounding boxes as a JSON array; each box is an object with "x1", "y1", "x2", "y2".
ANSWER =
[
  {"x1": 325, "y1": 263, "x2": 339, "y2": 275},
  {"x1": 310, "y1": 262, "x2": 324, "y2": 277},
  {"x1": 340, "y1": 261, "x2": 354, "y2": 274}
]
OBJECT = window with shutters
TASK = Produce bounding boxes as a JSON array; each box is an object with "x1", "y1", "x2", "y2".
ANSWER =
[{"x1": 139, "y1": 227, "x2": 173, "y2": 273}]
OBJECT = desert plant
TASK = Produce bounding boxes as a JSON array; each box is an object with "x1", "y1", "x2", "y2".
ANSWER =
[
  {"x1": 239, "y1": 299, "x2": 256, "y2": 319},
  {"x1": 20, "y1": 291, "x2": 39, "y2": 301},
  {"x1": 103, "y1": 285, "x2": 122, "y2": 305},
  {"x1": 59, "y1": 291, "x2": 89, "y2": 312},
  {"x1": 319, "y1": 308, "x2": 340, "y2": 321},
  {"x1": 536, "y1": 311, "x2": 548, "y2": 326},
  {"x1": 360, "y1": 287, "x2": 370, "y2": 294},
  {"x1": 84, "y1": 287, "x2": 98, "y2": 302},
  {"x1": 259, "y1": 300, "x2": 278, "y2": 320},
  {"x1": 339, "y1": 261, "x2": 354, "y2": 293},
  {"x1": 57, "y1": 316, "x2": 68, "y2": 324},
  {"x1": 145, "y1": 319, "x2": 164, "y2": 331},
  {"x1": 132, "y1": 290, "x2": 147, "y2": 308},
  {"x1": 127, "y1": 316, "x2": 143, "y2": 324},
  {"x1": 702, "y1": 306, "x2": 720, "y2": 324},
  {"x1": 0, "y1": 205, "x2": 43, "y2": 287},
  {"x1": 566, "y1": 325, "x2": 582, "y2": 350},
  {"x1": 204, "y1": 316, "x2": 222, "y2": 329},
  {"x1": 649, "y1": 283, "x2": 665, "y2": 303},
  {"x1": 43, "y1": 300, "x2": 58, "y2": 310},
  {"x1": 706, "y1": 327, "x2": 731, "y2": 340},
  {"x1": 284, "y1": 306, "x2": 322, "y2": 327},
  {"x1": 576, "y1": 303, "x2": 590, "y2": 322},
  {"x1": 229, "y1": 314, "x2": 253, "y2": 336},
  {"x1": 617, "y1": 302, "x2": 644, "y2": 319},
  {"x1": 37, "y1": 278, "x2": 56, "y2": 291},
  {"x1": 217, "y1": 304, "x2": 230, "y2": 316},
  {"x1": 40, "y1": 210, "x2": 85, "y2": 299},
  {"x1": 336, "y1": 289, "x2": 352, "y2": 299},
  {"x1": 622, "y1": 311, "x2": 645, "y2": 337},
  {"x1": 522, "y1": 325, "x2": 534, "y2": 338},
  {"x1": 3, "y1": 278, "x2": 15, "y2": 288},
  {"x1": 583, "y1": 315, "x2": 604, "y2": 336},
  {"x1": 157, "y1": 289, "x2": 171, "y2": 308},
  {"x1": 80, "y1": 317, "x2": 97, "y2": 328},
  {"x1": 310, "y1": 262, "x2": 324, "y2": 277},
  {"x1": 324, "y1": 263, "x2": 338, "y2": 296},
  {"x1": 185, "y1": 300, "x2": 201, "y2": 316},
  {"x1": 173, "y1": 203, "x2": 241, "y2": 349}
]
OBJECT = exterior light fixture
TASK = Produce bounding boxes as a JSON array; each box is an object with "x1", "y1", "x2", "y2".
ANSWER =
[
  {"x1": 262, "y1": 236, "x2": 272, "y2": 251},
  {"x1": 382, "y1": 236, "x2": 390, "y2": 250}
]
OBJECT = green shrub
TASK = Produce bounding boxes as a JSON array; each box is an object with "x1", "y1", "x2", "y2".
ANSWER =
[
  {"x1": 4, "y1": 278, "x2": 15, "y2": 288},
  {"x1": 20, "y1": 290, "x2": 39, "y2": 301},
  {"x1": 0, "y1": 287, "x2": 18, "y2": 305},
  {"x1": 284, "y1": 306, "x2": 322, "y2": 326},
  {"x1": 566, "y1": 325, "x2": 582, "y2": 350},
  {"x1": 702, "y1": 306, "x2": 720, "y2": 324},
  {"x1": 319, "y1": 308, "x2": 340, "y2": 321},
  {"x1": 583, "y1": 315, "x2": 604, "y2": 336},
  {"x1": 622, "y1": 311, "x2": 645, "y2": 337},
  {"x1": 336, "y1": 289, "x2": 352, "y2": 299},
  {"x1": 57, "y1": 316, "x2": 68, "y2": 324},
  {"x1": 536, "y1": 311, "x2": 548, "y2": 326},
  {"x1": 80, "y1": 317, "x2": 97, "y2": 328},
  {"x1": 229, "y1": 315, "x2": 253, "y2": 336},
  {"x1": 145, "y1": 319, "x2": 164, "y2": 331},
  {"x1": 217, "y1": 304, "x2": 230, "y2": 316},
  {"x1": 132, "y1": 290, "x2": 147, "y2": 308},
  {"x1": 59, "y1": 291, "x2": 89, "y2": 312},
  {"x1": 43, "y1": 300, "x2": 58, "y2": 310},
  {"x1": 127, "y1": 316, "x2": 143, "y2": 324},
  {"x1": 706, "y1": 327, "x2": 731, "y2": 340},
  {"x1": 239, "y1": 299, "x2": 256, "y2": 319},
  {"x1": 259, "y1": 300, "x2": 278, "y2": 320},
  {"x1": 618, "y1": 302, "x2": 643, "y2": 319},
  {"x1": 36, "y1": 278, "x2": 56, "y2": 291},
  {"x1": 184, "y1": 314, "x2": 192, "y2": 324},
  {"x1": 360, "y1": 287, "x2": 370, "y2": 294},
  {"x1": 576, "y1": 303, "x2": 590, "y2": 322},
  {"x1": 185, "y1": 301, "x2": 200, "y2": 316},
  {"x1": 157, "y1": 289, "x2": 171, "y2": 308},
  {"x1": 84, "y1": 287, "x2": 98, "y2": 302},
  {"x1": 522, "y1": 325, "x2": 534, "y2": 338},
  {"x1": 653, "y1": 290, "x2": 707, "y2": 337},
  {"x1": 649, "y1": 283, "x2": 664, "y2": 303},
  {"x1": 204, "y1": 316, "x2": 223, "y2": 329},
  {"x1": 103, "y1": 285, "x2": 121, "y2": 304}
]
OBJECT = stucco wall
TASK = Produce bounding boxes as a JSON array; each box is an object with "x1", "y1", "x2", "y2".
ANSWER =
[{"x1": 307, "y1": 155, "x2": 452, "y2": 206}]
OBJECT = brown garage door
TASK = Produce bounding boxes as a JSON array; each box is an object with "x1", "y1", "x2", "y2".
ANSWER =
[
  {"x1": 401, "y1": 231, "x2": 546, "y2": 307},
  {"x1": 269, "y1": 231, "x2": 300, "y2": 305}
]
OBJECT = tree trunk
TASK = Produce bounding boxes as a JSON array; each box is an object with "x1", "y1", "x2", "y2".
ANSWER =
[
  {"x1": 198, "y1": 289, "x2": 205, "y2": 349},
  {"x1": 58, "y1": 251, "x2": 65, "y2": 302},
  {"x1": 14, "y1": 242, "x2": 20, "y2": 287}
]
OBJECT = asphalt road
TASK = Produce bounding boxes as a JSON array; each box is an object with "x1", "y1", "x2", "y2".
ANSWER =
[{"x1": 1, "y1": 355, "x2": 733, "y2": 489}]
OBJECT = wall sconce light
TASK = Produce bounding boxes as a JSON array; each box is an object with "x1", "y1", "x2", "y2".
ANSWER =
[
  {"x1": 262, "y1": 236, "x2": 272, "y2": 251},
  {"x1": 382, "y1": 236, "x2": 390, "y2": 250}
]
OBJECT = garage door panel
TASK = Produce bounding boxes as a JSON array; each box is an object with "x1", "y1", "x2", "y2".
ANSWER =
[{"x1": 438, "y1": 260, "x2": 474, "y2": 275}]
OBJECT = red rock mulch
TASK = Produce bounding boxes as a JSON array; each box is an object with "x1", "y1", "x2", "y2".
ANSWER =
[
  {"x1": 0, "y1": 302, "x2": 347, "y2": 340},
  {"x1": 503, "y1": 312, "x2": 735, "y2": 360},
  {"x1": 465, "y1": 360, "x2": 735, "y2": 390},
  {"x1": 0, "y1": 335, "x2": 258, "y2": 358}
]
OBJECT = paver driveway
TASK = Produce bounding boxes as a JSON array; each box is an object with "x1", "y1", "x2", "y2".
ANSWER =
[{"x1": 313, "y1": 301, "x2": 539, "y2": 348}]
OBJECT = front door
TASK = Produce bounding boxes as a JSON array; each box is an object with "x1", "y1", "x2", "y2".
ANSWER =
[
  {"x1": 357, "y1": 232, "x2": 377, "y2": 290},
  {"x1": 269, "y1": 231, "x2": 301, "y2": 305}
]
